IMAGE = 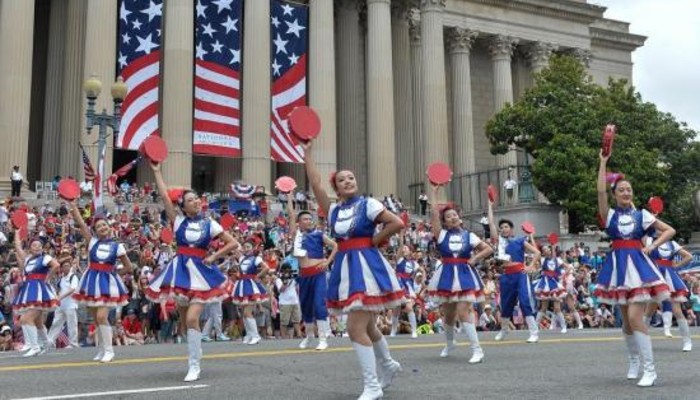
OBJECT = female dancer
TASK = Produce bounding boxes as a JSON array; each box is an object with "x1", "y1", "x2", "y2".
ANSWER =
[
  {"x1": 287, "y1": 194, "x2": 337, "y2": 350},
  {"x1": 11, "y1": 230, "x2": 59, "y2": 357},
  {"x1": 534, "y1": 245, "x2": 571, "y2": 333},
  {"x1": 595, "y1": 150, "x2": 673, "y2": 387},
  {"x1": 488, "y1": 200, "x2": 541, "y2": 343},
  {"x1": 145, "y1": 161, "x2": 238, "y2": 382},
  {"x1": 231, "y1": 239, "x2": 270, "y2": 345},
  {"x1": 643, "y1": 232, "x2": 693, "y2": 351},
  {"x1": 70, "y1": 201, "x2": 132, "y2": 362},
  {"x1": 390, "y1": 244, "x2": 420, "y2": 339},
  {"x1": 426, "y1": 184, "x2": 493, "y2": 363},
  {"x1": 304, "y1": 139, "x2": 404, "y2": 400}
]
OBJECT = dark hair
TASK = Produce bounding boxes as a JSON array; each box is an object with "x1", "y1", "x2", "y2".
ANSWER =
[
  {"x1": 498, "y1": 219, "x2": 514, "y2": 229},
  {"x1": 440, "y1": 206, "x2": 459, "y2": 224},
  {"x1": 611, "y1": 177, "x2": 629, "y2": 192},
  {"x1": 177, "y1": 190, "x2": 196, "y2": 209},
  {"x1": 296, "y1": 210, "x2": 312, "y2": 220}
]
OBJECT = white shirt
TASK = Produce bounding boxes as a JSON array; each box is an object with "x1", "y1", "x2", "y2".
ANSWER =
[
  {"x1": 275, "y1": 278, "x2": 299, "y2": 305},
  {"x1": 58, "y1": 273, "x2": 80, "y2": 310},
  {"x1": 479, "y1": 311, "x2": 495, "y2": 328},
  {"x1": 0, "y1": 206, "x2": 8, "y2": 223},
  {"x1": 11, "y1": 171, "x2": 23, "y2": 181},
  {"x1": 0, "y1": 232, "x2": 7, "y2": 245},
  {"x1": 27, "y1": 212, "x2": 37, "y2": 231},
  {"x1": 80, "y1": 180, "x2": 93, "y2": 192},
  {"x1": 504, "y1": 179, "x2": 517, "y2": 190}
]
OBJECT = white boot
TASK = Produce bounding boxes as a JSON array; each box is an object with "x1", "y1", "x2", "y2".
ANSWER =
[
  {"x1": 624, "y1": 333, "x2": 640, "y2": 379},
  {"x1": 300, "y1": 322, "x2": 314, "y2": 349},
  {"x1": 246, "y1": 318, "x2": 261, "y2": 345},
  {"x1": 37, "y1": 326, "x2": 50, "y2": 355},
  {"x1": 464, "y1": 322, "x2": 484, "y2": 364},
  {"x1": 408, "y1": 312, "x2": 418, "y2": 339},
  {"x1": 574, "y1": 310, "x2": 584, "y2": 329},
  {"x1": 184, "y1": 329, "x2": 202, "y2": 382},
  {"x1": 535, "y1": 311, "x2": 544, "y2": 324},
  {"x1": 389, "y1": 312, "x2": 399, "y2": 337},
  {"x1": 99, "y1": 325, "x2": 115, "y2": 363},
  {"x1": 373, "y1": 336, "x2": 401, "y2": 389},
  {"x1": 662, "y1": 312, "x2": 673, "y2": 338},
  {"x1": 557, "y1": 312, "x2": 567, "y2": 334},
  {"x1": 23, "y1": 325, "x2": 41, "y2": 357},
  {"x1": 634, "y1": 331, "x2": 657, "y2": 387},
  {"x1": 92, "y1": 325, "x2": 105, "y2": 361},
  {"x1": 495, "y1": 318, "x2": 510, "y2": 341},
  {"x1": 316, "y1": 320, "x2": 330, "y2": 350},
  {"x1": 353, "y1": 342, "x2": 383, "y2": 400},
  {"x1": 525, "y1": 316, "x2": 539, "y2": 343},
  {"x1": 678, "y1": 318, "x2": 692, "y2": 352},
  {"x1": 20, "y1": 325, "x2": 30, "y2": 352},
  {"x1": 440, "y1": 325, "x2": 456, "y2": 357}
]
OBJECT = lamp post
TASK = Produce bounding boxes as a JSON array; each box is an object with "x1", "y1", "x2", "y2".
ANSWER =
[{"x1": 83, "y1": 75, "x2": 127, "y2": 214}]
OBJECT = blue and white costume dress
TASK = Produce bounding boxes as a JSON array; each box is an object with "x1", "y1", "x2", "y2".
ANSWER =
[
  {"x1": 593, "y1": 208, "x2": 669, "y2": 304},
  {"x1": 231, "y1": 255, "x2": 269, "y2": 305},
  {"x1": 395, "y1": 258, "x2": 418, "y2": 300},
  {"x1": 12, "y1": 254, "x2": 58, "y2": 312},
  {"x1": 327, "y1": 196, "x2": 404, "y2": 314},
  {"x1": 294, "y1": 229, "x2": 328, "y2": 323},
  {"x1": 73, "y1": 238, "x2": 129, "y2": 307},
  {"x1": 646, "y1": 237, "x2": 689, "y2": 303},
  {"x1": 534, "y1": 257, "x2": 566, "y2": 301},
  {"x1": 146, "y1": 215, "x2": 231, "y2": 304},
  {"x1": 497, "y1": 236, "x2": 536, "y2": 318},
  {"x1": 426, "y1": 229, "x2": 485, "y2": 304}
]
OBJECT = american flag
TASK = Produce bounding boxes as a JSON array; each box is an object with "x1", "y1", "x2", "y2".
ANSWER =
[
  {"x1": 270, "y1": 0, "x2": 308, "y2": 163},
  {"x1": 116, "y1": 0, "x2": 163, "y2": 150},
  {"x1": 107, "y1": 156, "x2": 142, "y2": 196},
  {"x1": 79, "y1": 143, "x2": 95, "y2": 181},
  {"x1": 193, "y1": 0, "x2": 242, "y2": 157}
]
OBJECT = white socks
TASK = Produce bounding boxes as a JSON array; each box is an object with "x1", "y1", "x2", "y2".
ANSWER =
[
  {"x1": 246, "y1": 318, "x2": 260, "y2": 339},
  {"x1": 662, "y1": 311, "x2": 673, "y2": 329},
  {"x1": 25, "y1": 325, "x2": 39, "y2": 350},
  {"x1": 678, "y1": 318, "x2": 690, "y2": 339},
  {"x1": 99, "y1": 325, "x2": 114, "y2": 362},
  {"x1": 37, "y1": 326, "x2": 49, "y2": 348},
  {"x1": 408, "y1": 312, "x2": 417, "y2": 335},
  {"x1": 185, "y1": 329, "x2": 202, "y2": 382},
  {"x1": 317, "y1": 319, "x2": 330, "y2": 339},
  {"x1": 526, "y1": 316, "x2": 539, "y2": 335},
  {"x1": 445, "y1": 324, "x2": 455, "y2": 345},
  {"x1": 464, "y1": 322, "x2": 481, "y2": 350},
  {"x1": 390, "y1": 313, "x2": 399, "y2": 335}
]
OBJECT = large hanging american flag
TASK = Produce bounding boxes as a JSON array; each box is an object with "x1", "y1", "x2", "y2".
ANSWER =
[
  {"x1": 116, "y1": 0, "x2": 163, "y2": 150},
  {"x1": 270, "y1": 0, "x2": 308, "y2": 163},
  {"x1": 193, "y1": 0, "x2": 242, "y2": 157}
]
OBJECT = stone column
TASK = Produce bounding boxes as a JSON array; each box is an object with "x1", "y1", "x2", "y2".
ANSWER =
[
  {"x1": 568, "y1": 48, "x2": 592, "y2": 68},
  {"x1": 488, "y1": 34, "x2": 519, "y2": 168},
  {"x1": 391, "y1": 0, "x2": 414, "y2": 207},
  {"x1": 307, "y1": 0, "x2": 337, "y2": 193},
  {"x1": 81, "y1": 0, "x2": 117, "y2": 182},
  {"x1": 161, "y1": 0, "x2": 194, "y2": 188},
  {"x1": 526, "y1": 41, "x2": 556, "y2": 75},
  {"x1": 409, "y1": 15, "x2": 424, "y2": 199},
  {"x1": 241, "y1": 0, "x2": 271, "y2": 188},
  {"x1": 335, "y1": 0, "x2": 367, "y2": 194},
  {"x1": 420, "y1": 0, "x2": 449, "y2": 194},
  {"x1": 0, "y1": 0, "x2": 35, "y2": 193},
  {"x1": 42, "y1": 0, "x2": 67, "y2": 180},
  {"x1": 215, "y1": 158, "x2": 241, "y2": 192},
  {"x1": 366, "y1": 0, "x2": 396, "y2": 197}
]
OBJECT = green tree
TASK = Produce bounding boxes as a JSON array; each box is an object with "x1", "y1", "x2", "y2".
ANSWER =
[{"x1": 486, "y1": 55, "x2": 699, "y2": 235}]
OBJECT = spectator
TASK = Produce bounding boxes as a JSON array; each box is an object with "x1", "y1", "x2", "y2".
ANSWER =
[
  {"x1": 79, "y1": 178, "x2": 94, "y2": 199},
  {"x1": 275, "y1": 266, "x2": 301, "y2": 339},
  {"x1": 10, "y1": 165, "x2": 23, "y2": 197},
  {"x1": 122, "y1": 309, "x2": 145, "y2": 345},
  {"x1": 418, "y1": 191, "x2": 428, "y2": 216},
  {"x1": 479, "y1": 304, "x2": 498, "y2": 331}
]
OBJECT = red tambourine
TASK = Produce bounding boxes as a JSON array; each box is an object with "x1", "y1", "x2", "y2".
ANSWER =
[
  {"x1": 648, "y1": 196, "x2": 664, "y2": 215},
  {"x1": 167, "y1": 188, "x2": 185, "y2": 204},
  {"x1": 487, "y1": 184, "x2": 498, "y2": 203},
  {"x1": 288, "y1": 106, "x2": 321, "y2": 142},
  {"x1": 57, "y1": 178, "x2": 80, "y2": 201},
  {"x1": 220, "y1": 213, "x2": 236, "y2": 231},
  {"x1": 10, "y1": 211, "x2": 28, "y2": 229},
  {"x1": 548, "y1": 232, "x2": 559, "y2": 246},
  {"x1": 160, "y1": 228, "x2": 174, "y2": 244},
  {"x1": 140, "y1": 135, "x2": 169, "y2": 163},
  {"x1": 521, "y1": 221, "x2": 535, "y2": 234},
  {"x1": 275, "y1": 176, "x2": 297, "y2": 193},
  {"x1": 426, "y1": 162, "x2": 452, "y2": 186},
  {"x1": 601, "y1": 124, "x2": 616, "y2": 157}
]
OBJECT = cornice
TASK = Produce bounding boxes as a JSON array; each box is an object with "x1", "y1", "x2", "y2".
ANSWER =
[
  {"x1": 590, "y1": 26, "x2": 646, "y2": 51},
  {"x1": 465, "y1": 0, "x2": 604, "y2": 24}
]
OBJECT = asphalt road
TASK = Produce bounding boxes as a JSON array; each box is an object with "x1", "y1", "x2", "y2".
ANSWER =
[{"x1": 0, "y1": 328, "x2": 698, "y2": 400}]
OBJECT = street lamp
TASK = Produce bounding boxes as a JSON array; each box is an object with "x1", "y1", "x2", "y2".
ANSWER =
[{"x1": 83, "y1": 74, "x2": 128, "y2": 213}]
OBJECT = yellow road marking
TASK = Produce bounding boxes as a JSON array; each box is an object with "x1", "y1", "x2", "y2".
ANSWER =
[{"x1": 1, "y1": 335, "x2": 697, "y2": 373}]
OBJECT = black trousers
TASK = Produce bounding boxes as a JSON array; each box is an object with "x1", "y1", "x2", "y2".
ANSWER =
[
  {"x1": 11, "y1": 179, "x2": 21, "y2": 197},
  {"x1": 419, "y1": 200, "x2": 427, "y2": 216}
]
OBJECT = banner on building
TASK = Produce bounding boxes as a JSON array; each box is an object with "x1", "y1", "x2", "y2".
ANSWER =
[
  {"x1": 270, "y1": 0, "x2": 308, "y2": 163},
  {"x1": 193, "y1": 0, "x2": 243, "y2": 157},
  {"x1": 115, "y1": 0, "x2": 163, "y2": 150}
]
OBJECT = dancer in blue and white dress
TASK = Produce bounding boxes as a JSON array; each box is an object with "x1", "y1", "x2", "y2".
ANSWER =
[
  {"x1": 535, "y1": 245, "x2": 571, "y2": 333},
  {"x1": 287, "y1": 195, "x2": 337, "y2": 350},
  {"x1": 426, "y1": 184, "x2": 493, "y2": 363},
  {"x1": 488, "y1": 200, "x2": 541, "y2": 343},
  {"x1": 231, "y1": 239, "x2": 270, "y2": 345},
  {"x1": 594, "y1": 150, "x2": 674, "y2": 387},
  {"x1": 304, "y1": 138, "x2": 404, "y2": 400},
  {"x1": 145, "y1": 160, "x2": 239, "y2": 382},
  {"x1": 69, "y1": 201, "x2": 133, "y2": 363},
  {"x1": 389, "y1": 244, "x2": 421, "y2": 339},
  {"x1": 11, "y1": 231, "x2": 59, "y2": 357},
  {"x1": 643, "y1": 231, "x2": 693, "y2": 352}
]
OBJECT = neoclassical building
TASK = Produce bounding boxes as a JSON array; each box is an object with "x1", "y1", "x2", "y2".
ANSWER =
[{"x1": 0, "y1": 0, "x2": 644, "y2": 228}]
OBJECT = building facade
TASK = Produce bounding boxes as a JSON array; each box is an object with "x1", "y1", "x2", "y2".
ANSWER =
[{"x1": 0, "y1": 0, "x2": 644, "y2": 217}]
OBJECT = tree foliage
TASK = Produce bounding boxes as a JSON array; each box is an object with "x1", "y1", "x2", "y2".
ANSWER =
[{"x1": 486, "y1": 55, "x2": 700, "y2": 236}]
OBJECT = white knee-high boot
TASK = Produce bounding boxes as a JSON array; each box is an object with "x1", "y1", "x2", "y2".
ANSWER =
[
  {"x1": 246, "y1": 318, "x2": 260, "y2": 345},
  {"x1": 408, "y1": 311, "x2": 417, "y2": 338},
  {"x1": 464, "y1": 322, "x2": 484, "y2": 364},
  {"x1": 634, "y1": 331, "x2": 657, "y2": 387},
  {"x1": 624, "y1": 333, "x2": 639, "y2": 379},
  {"x1": 525, "y1": 316, "x2": 539, "y2": 343},
  {"x1": 23, "y1": 325, "x2": 41, "y2": 357},
  {"x1": 535, "y1": 311, "x2": 544, "y2": 324},
  {"x1": 678, "y1": 318, "x2": 692, "y2": 352},
  {"x1": 662, "y1": 312, "x2": 673, "y2": 337},
  {"x1": 353, "y1": 342, "x2": 383, "y2": 400},
  {"x1": 184, "y1": 329, "x2": 202, "y2": 382},
  {"x1": 373, "y1": 336, "x2": 401, "y2": 389},
  {"x1": 92, "y1": 326, "x2": 104, "y2": 361},
  {"x1": 495, "y1": 318, "x2": 510, "y2": 341},
  {"x1": 573, "y1": 310, "x2": 583, "y2": 329},
  {"x1": 440, "y1": 325, "x2": 456, "y2": 357},
  {"x1": 316, "y1": 320, "x2": 330, "y2": 350},
  {"x1": 389, "y1": 312, "x2": 399, "y2": 337},
  {"x1": 99, "y1": 325, "x2": 114, "y2": 363},
  {"x1": 557, "y1": 312, "x2": 567, "y2": 333}
]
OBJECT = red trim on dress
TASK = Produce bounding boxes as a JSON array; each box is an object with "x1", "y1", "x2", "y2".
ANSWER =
[
  {"x1": 611, "y1": 240, "x2": 642, "y2": 250},
  {"x1": 338, "y1": 238, "x2": 373, "y2": 252},
  {"x1": 12, "y1": 299, "x2": 59, "y2": 311},
  {"x1": 89, "y1": 262, "x2": 114, "y2": 272},
  {"x1": 593, "y1": 282, "x2": 670, "y2": 303},
  {"x1": 396, "y1": 272, "x2": 412, "y2": 279},
  {"x1": 177, "y1": 247, "x2": 208, "y2": 258},
  {"x1": 327, "y1": 290, "x2": 405, "y2": 310}
]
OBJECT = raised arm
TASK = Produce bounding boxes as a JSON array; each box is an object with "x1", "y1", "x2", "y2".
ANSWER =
[
  {"x1": 13, "y1": 228, "x2": 26, "y2": 266},
  {"x1": 429, "y1": 185, "x2": 442, "y2": 239},
  {"x1": 286, "y1": 194, "x2": 297, "y2": 238},
  {"x1": 597, "y1": 150, "x2": 610, "y2": 223},
  {"x1": 487, "y1": 200, "x2": 498, "y2": 243},
  {"x1": 302, "y1": 140, "x2": 331, "y2": 216},
  {"x1": 69, "y1": 200, "x2": 92, "y2": 243},
  {"x1": 149, "y1": 161, "x2": 177, "y2": 224}
]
